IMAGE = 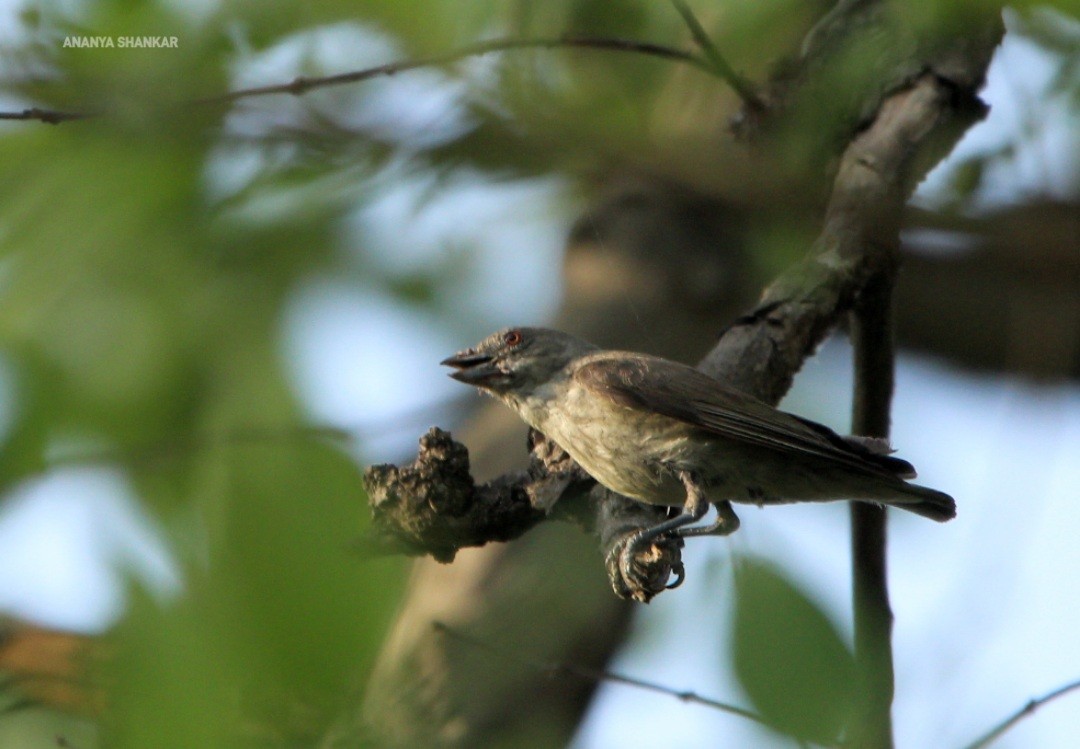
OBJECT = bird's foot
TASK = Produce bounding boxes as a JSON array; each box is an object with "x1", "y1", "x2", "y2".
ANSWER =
[{"x1": 605, "y1": 530, "x2": 684, "y2": 603}]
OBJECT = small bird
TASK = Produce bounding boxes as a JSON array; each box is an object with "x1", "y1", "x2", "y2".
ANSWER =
[{"x1": 442, "y1": 327, "x2": 955, "y2": 587}]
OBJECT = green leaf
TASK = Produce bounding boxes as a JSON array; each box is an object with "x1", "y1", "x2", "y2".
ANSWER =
[
  {"x1": 104, "y1": 587, "x2": 237, "y2": 749},
  {"x1": 730, "y1": 557, "x2": 855, "y2": 745},
  {"x1": 206, "y1": 437, "x2": 406, "y2": 710}
]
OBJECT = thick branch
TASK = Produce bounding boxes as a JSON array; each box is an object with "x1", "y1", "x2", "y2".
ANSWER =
[
  {"x1": 364, "y1": 427, "x2": 593, "y2": 563},
  {"x1": 702, "y1": 72, "x2": 985, "y2": 399}
]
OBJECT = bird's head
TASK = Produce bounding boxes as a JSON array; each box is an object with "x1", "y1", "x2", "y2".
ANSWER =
[{"x1": 441, "y1": 327, "x2": 597, "y2": 396}]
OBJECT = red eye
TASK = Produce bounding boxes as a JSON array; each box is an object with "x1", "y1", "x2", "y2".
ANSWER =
[{"x1": 504, "y1": 330, "x2": 523, "y2": 347}]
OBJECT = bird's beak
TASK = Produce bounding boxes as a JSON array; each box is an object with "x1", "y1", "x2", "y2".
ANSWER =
[{"x1": 440, "y1": 350, "x2": 502, "y2": 385}]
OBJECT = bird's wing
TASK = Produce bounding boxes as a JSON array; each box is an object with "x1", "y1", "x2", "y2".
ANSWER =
[{"x1": 573, "y1": 353, "x2": 915, "y2": 478}]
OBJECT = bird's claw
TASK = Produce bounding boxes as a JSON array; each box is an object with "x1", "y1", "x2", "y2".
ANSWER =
[
  {"x1": 665, "y1": 560, "x2": 686, "y2": 589},
  {"x1": 605, "y1": 530, "x2": 684, "y2": 603}
]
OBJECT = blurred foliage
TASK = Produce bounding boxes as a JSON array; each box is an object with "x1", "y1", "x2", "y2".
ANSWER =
[
  {"x1": 1016, "y1": 6, "x2": 1080, "y2": 100},
  {"x1": 0, "y1": 0, "x2": 1076, "y2": 746},
  {"x1": 0, "y1": 3, "x2": 413, "y2": 747},
  {"x1": 924, "y1": 6, "x2": 1080, "y2": 214},
  {"x1": 731, "y1": 557, "x2": 855, "y2": 745}
]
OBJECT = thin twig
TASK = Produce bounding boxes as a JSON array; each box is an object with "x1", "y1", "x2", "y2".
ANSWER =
[
  {"x1": 431, "y1": 621, "x2": 806, "y2": 738},
  {"x1": 0, "y1": 35, "x2": 711, "y2": 125},
  {"x1": 669, "y1": 0, "x2": 764, "y2": 110},
  {"x1": 960, "y1": 678, "x2": 1080, "y2": 749},
  {"x1": 196, "y1": 35, "x2": 711, "y2": 106},
  {"x1": 0, "y1": 107, "x2": 91, "y2": 124}
]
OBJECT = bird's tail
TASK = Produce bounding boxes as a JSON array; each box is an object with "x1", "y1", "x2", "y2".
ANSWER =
[{"x1": 886, "y1": 483, "x2": 956, "y2": 522}]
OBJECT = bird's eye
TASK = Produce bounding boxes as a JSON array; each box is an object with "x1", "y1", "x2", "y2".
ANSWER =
[{"x1": 503, "y1": 330, "x2": 523, "y2": 347}]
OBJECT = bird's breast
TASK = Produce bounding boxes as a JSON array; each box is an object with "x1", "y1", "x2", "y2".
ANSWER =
[{"x1": 521, "y1": 382, "x2": 689, "y2": 506}]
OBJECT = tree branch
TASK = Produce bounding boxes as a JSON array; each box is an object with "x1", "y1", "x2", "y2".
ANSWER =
[
  {"x1": 669, "y1": 0, "x2": 765, "y2": 110},
  {"x1": 431, "y1": 621, "x2": 796, "y2": 739},
  {"x1": 961, "y1": 678, "x2": 1080, "y2": 749},
  {"x1": 364, "y1": 427, "x2": 593, "y2": 562},
  {"x1": 0, "y1": 107, "x2": 91, "y2": 124},
  {"x1": 0, "y1": 36, "x2": 710, "y2": 125},
  {"x1": 848, "y1": 272, "x2": 898, "y2": 749}
]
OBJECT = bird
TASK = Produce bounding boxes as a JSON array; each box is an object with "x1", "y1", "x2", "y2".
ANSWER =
[{"x1": 441, "y1": 327, "x2": 955, "y2": 589}]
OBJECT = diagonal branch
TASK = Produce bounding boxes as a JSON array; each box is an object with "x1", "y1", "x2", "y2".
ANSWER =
[
  {"x1": 197, "y1": 36, "x2": 711, "y2": 106},
  {"x1": 961, "y1": 678, "x2": 1080, "y2": 749},
  {"x1": 0, "y1": 36, "x2": 710, "y2": 125},
  {"x1": 669, "y1": 0, "x2": 764, "y2": 110},
  {"x1": 431, "y1": 621, "x2": 797, "y2": 738}
]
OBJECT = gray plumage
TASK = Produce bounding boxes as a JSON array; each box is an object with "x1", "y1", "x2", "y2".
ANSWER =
[{"x1": 441, "y1": 327, "x2": 955, "y2": 565}]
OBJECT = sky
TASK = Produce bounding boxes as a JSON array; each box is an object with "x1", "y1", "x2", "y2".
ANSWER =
[{"x1": 0, "y1": 8, "x2": 1076, "y2": 748}]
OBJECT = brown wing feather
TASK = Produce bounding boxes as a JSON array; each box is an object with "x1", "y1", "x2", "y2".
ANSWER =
[{"x1": 573, "y1": 353, "x2": 915, "y2": 478}]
